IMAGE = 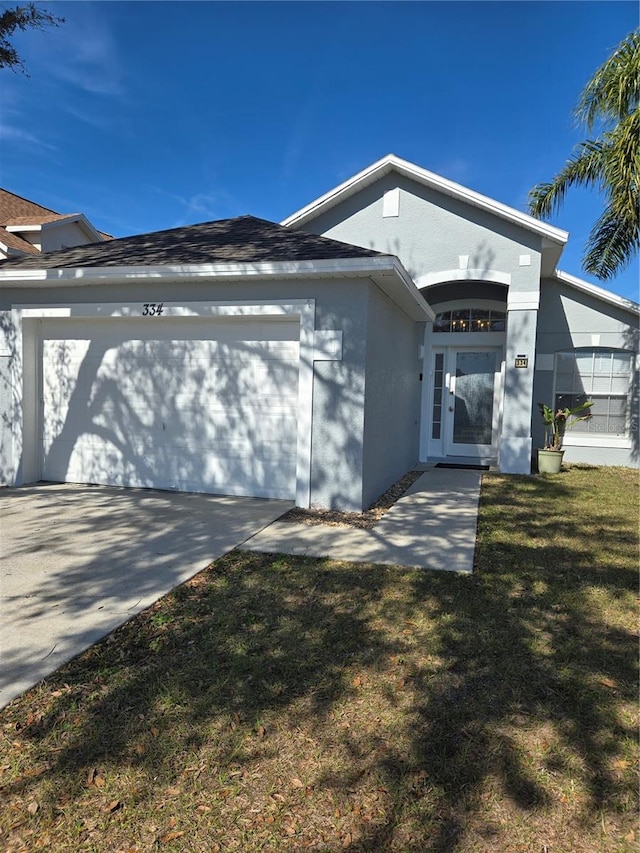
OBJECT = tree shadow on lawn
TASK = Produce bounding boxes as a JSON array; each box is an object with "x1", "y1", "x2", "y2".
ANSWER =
[
  {"x1": 375, "y1": 472, "x2": 638, "y2": 853},
  {"x1": 2, "y1": 472, "x2": 637, "y2": 851}
]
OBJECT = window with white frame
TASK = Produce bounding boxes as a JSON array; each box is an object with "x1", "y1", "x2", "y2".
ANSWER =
[
  {"x1": 554, "y1": 348, "x2": 634, "y2": 437},
  {"x1": 433, "y1": 308, "x2": 505, "y2": 333}
]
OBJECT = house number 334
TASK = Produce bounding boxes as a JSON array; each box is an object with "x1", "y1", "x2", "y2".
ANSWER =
[{"x1": 142, "y1": 303, "x2": 164, "y2": 316}]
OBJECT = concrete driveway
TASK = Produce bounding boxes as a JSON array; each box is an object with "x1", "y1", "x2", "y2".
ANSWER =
[{"x1": 0, "y1": 483, "x2": 291, "y2": 709}]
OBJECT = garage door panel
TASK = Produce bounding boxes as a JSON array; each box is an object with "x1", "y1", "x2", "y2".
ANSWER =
[
  {"x1": 43, "y1": 348, "x2": 300, "y2": 402},
  {"x1": 46, "y1": 343, "x2": 301, "y2": 366},
  {"x1": 45, "y1": 437, "x2": 297, "y2": 499},
  {"x1": 43, "y1": 402, "x2": 299, "y2": 446},
  {"x1": 41, "y1": 317, "x2": 300, "y2": 500},
  {"x1": 42, "y1": 316, "x2": 299, "y2": 341},
  {"x1": 45, "y1": 412, "x2": 298, "y2": 447},
  {"x1": 42, "y1": 376, "x2": 301, "y2": 412},
  {"x1": 54, "y1": 433, "x2": 297, "y2": 463}
]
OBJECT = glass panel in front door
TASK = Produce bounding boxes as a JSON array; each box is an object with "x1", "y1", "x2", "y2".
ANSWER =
[{"x1": 453, "y1": 351, "x2": 497, "y2": 446}]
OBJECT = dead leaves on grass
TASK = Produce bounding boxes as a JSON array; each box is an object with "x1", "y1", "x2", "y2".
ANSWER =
[
  {"x1": 158, "y1": 829, "x2": 185, "y2": 843},
  {"x1": 157, "y1": 816, "x2": 185, "y2": 844},
  {"x1": 85, "y1": 766, "x2": 106, "y2": 788}
]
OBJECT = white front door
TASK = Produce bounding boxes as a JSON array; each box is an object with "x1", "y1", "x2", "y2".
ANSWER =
[{"x1": 444, "y1": 348, "x2": 501, "y2": 457}]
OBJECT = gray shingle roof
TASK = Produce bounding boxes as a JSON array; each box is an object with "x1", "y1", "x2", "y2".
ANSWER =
[{"x1": 0, "y1": 215, "x2": 383, "y2": 271}]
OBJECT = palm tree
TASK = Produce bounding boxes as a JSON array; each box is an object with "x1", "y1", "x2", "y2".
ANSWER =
[{"x1": 528, "y1": 30, "x2": 639, "y2": 281}]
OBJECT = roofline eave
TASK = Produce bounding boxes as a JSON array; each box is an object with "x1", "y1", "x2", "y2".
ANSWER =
[
  {"x1": 552, "y1": 269, "x2": 640, "y2": 315},
  {"x1": 0, "y1": 255, "x2": 433, "y2": 321},
  {"x1": 281, "y1": 154, "x2": 569, "y2": 246}
]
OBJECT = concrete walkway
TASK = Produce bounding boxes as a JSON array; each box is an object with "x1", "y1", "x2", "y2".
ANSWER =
[
  {"x1": 0, "y1": 484, "x2": 291, "y2": 709},
  {"x1": 242, "y1": 467, "x2": 482, "y2": 573}
]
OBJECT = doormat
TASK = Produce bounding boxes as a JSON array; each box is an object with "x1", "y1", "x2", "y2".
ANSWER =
[{"x1": 435, "y1": 463, "x2": 490, "y2": 470}]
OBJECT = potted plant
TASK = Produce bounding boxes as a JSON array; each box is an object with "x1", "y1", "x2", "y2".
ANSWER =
[{"x1": 537, "y1": 400, "x2": 593, "y2": 473}]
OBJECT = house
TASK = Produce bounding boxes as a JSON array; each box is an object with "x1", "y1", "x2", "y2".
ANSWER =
[
  {"x1": 0, "y1": 188, "x2": 111, "y2": 259},
  {"x1": 282, "y1": 155, "x2": 639, "y2": 475},
  {"x1": 0, "y1": 156, "x2": 637, "y2": 510}
]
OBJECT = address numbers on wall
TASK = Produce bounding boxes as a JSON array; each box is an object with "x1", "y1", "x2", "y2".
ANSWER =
[{"x1": 141, "y1": 303, "x2": 164, "y2": 316}]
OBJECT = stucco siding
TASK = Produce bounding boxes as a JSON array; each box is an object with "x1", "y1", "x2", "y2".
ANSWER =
[
  {"x1": 536, "y1": 278, "x2": 638, "y2": 346},
  {"x1": 303, "y1": 173, "x2": 543, "y2": 294},
  {"x1": 40, "y1": 222, "x2": 97, "y2": 253},
  {"x1": 534, "y1": 278, "x2": 639, "y2": 467},
  {"x1": 361, "y1": 283, "x2": 422, "y2": 509}
]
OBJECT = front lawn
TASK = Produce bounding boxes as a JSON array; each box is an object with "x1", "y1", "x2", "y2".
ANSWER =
[{"x1": 1, "y1": 466, "x2": 637, "y2": 852}]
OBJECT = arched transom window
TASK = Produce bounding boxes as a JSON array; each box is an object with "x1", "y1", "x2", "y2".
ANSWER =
[{"x1": 433, "y1": 308, "x2": 506, "y2": 333}]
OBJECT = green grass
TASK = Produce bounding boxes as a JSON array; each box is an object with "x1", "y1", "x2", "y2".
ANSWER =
[{"x1": 1, "y1": 466, "x2": 638, "y2": 852}]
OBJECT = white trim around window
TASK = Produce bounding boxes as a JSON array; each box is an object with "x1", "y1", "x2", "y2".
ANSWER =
[{"x1": 553, "y1": 347, "x2": 636, "y2": 449}]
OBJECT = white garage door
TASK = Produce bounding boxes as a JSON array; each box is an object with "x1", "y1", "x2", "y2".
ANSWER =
[{"x1": 40, "y1": 316, "x2": 300, "y2": 499}]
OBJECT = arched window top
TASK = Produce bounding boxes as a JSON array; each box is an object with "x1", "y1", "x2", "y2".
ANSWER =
[{"x1": 433, "y1": 308, "x2": 505, "y2": 333}]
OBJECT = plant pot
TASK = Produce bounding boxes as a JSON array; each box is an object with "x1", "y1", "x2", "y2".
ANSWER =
[{"x1": 537, "y1": 448, "x2": 564, "y2": 474}]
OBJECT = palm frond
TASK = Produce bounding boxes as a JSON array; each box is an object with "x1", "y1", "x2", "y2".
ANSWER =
[
  {"x1": 583, "y1": 203, "x2": 640, "y2": 281},
  {"x1": 597, "y1": 110, "x2": 640, "y2": 203},
  {"x1": 575, "y1": 30, "x2": 640, "y2": 130},
  {"x1": 529, "y1": 30, "x2": 639, "y2": 279},
  {"x1": 528, "y1": 142, "x2": 607, "y2": 219}
]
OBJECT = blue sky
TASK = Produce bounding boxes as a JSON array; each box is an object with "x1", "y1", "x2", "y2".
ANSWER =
[{"x1": 1, "y1": 0, "x2": 638, "y2": 301}]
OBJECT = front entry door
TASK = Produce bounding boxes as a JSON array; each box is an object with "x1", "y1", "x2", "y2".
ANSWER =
[{"x1": 445, "y1": 349, "x2": 501, "y2": 457}]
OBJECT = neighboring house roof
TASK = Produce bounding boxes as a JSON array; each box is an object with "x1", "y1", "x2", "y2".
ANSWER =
[
  {"x1": 0, "y1": 188, "x2": 56, "y2": 221},
  {"x1": 0, "y1": 229, "x2": 40, "y2": 256},
  {"x1": 0, "y1": 215, "x2": 432, "y2": 321},
  {"x1": 0, "y1": 188, "x2": 112, "y2": 258},
  {"x1": 3, "y1": 213, "x2": 82, "y2": 226},
  {"x1": 282, "y1": 154, "x2": 570, "y2": 247},
  {"x1": 0, "y1": 189, "x2": 60, "y2": 256},
  {"x1": 4, "y1": 212, "x2": 106, "y2": 244}
]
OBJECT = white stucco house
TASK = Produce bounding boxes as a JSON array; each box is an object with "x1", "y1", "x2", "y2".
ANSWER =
[{"x1": 0, "y1": 156, "x2": 637, "y2": 510}]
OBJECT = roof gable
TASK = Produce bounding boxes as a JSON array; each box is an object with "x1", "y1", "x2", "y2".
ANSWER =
[{"x1": 282, "y1": 154, "x2": 569, "y2": 248}]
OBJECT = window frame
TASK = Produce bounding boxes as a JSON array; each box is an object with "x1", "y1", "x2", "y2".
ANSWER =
[
  {"x1": 433, "y1": 307, "x2": 506, "y2": 333},
  {"x1": 552, "y1": 347, "x2": 635, "y2": 448}
]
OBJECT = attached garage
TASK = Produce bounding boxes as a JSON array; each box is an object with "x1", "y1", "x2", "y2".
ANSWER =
[
  {"x1": 0, "y1": 215, "x2": 431, "y2": 510},
  {"x1": 39, "y1": 315, "x2": 300, "y2": 499}
]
